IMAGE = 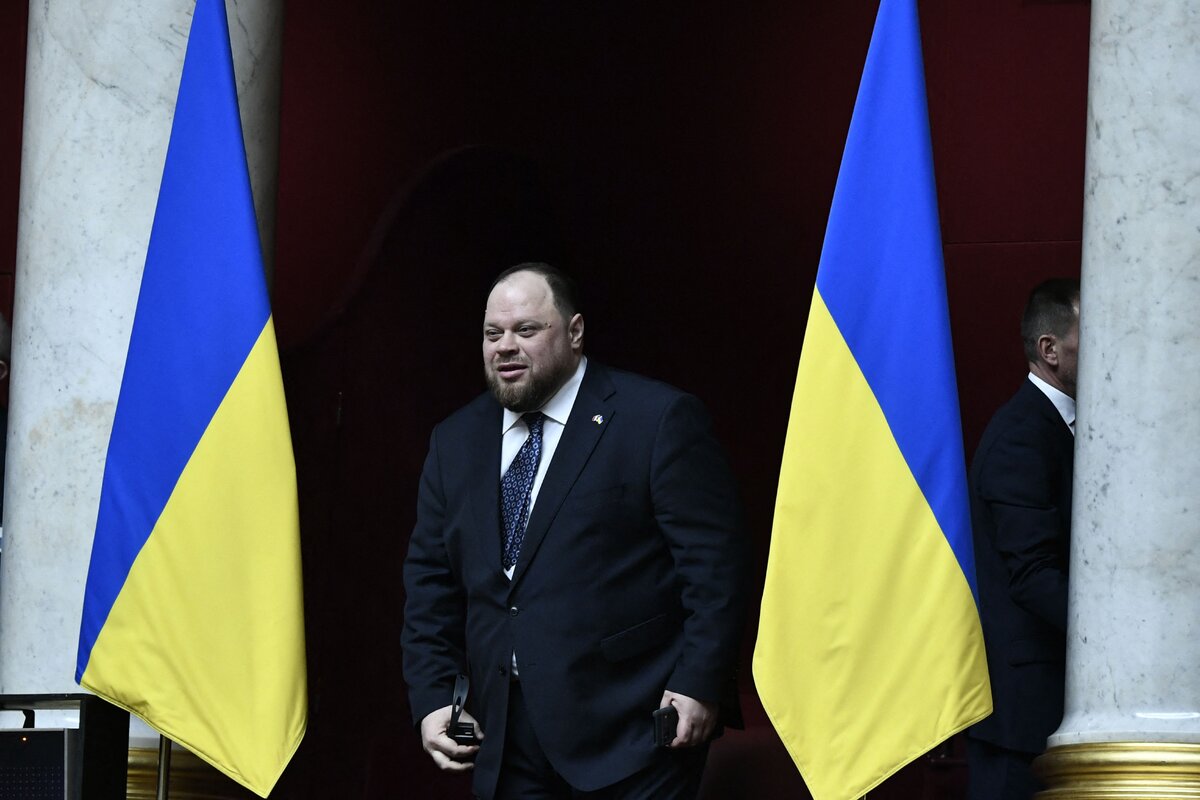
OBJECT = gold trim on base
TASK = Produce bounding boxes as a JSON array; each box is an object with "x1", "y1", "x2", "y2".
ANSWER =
[
  {"x1": 127, "y1": 747, "x2": 255, "y2": 800},
  {"x1": 1035, "y1": 741, "x2": 1200, "y2": 799}
]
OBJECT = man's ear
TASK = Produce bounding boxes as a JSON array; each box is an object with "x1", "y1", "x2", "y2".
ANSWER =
[
  {"x1": 1038, "y1": 333, "x2": 1060, "y2": 367},
  {"x1": 568, "y1": 313, "x2": 584, "y2": 350}
]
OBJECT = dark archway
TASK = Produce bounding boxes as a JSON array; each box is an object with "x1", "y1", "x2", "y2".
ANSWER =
[{"x1": 280, "y1": 146, "x2": 565, "y2": 799}]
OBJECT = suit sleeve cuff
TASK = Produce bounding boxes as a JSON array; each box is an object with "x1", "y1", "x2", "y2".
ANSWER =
[{"x1": 409, "y1": 681, "x2": 456, "y2": 728}]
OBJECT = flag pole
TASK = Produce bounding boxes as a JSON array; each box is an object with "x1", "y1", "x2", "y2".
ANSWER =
[{"x1": 156, "y1": 735, "x2": 172, "y2": 800}]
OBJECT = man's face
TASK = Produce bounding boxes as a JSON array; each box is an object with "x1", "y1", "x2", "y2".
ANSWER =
[
  {"x1": 483, "y1": 271, "x2": 583, "y2": 412},
  {"x1": 1056, "y1": 311, "x2": 1080, "y2": 399}
]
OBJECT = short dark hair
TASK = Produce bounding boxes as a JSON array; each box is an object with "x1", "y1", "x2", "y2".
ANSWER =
[
  {"x1": 490, "y1": 262, "x2": 581, "y2": 321},
  {"x1": 1021, "y1": 278, "x2": 1080, "y2": 362}
]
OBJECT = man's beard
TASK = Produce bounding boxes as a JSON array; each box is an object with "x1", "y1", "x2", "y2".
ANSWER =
[{"x1": 485, "y1": 360, "x2": 570, "y2": 413}]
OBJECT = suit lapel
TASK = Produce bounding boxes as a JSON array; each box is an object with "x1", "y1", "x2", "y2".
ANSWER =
[
  {"x1": 1021, "y1": 378, "x2": 1075, "y2": 443},
  {"x1": 508, "y1": 364, "x2": 616, "y2": 593}
]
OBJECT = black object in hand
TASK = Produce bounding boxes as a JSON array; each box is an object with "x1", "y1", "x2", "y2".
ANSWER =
[
  {"x1": 653, "y1": 705, "x2": 678, "y2": 747},
  {"x1": 450, "y1": 721, "x2": 479, "y2": 746},
  {"x1": 450, "y1": 674, "x2": 479, "y2": 746}
]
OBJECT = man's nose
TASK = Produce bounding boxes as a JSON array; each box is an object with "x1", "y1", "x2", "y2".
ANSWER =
[{"x1": 494, "y1": 332, "x2": 519, "y2": 353}]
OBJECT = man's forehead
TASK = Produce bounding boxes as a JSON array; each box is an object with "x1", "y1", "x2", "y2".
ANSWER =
[{"x1": 485, "y1": 274, "x2": 555, "y2": 317}]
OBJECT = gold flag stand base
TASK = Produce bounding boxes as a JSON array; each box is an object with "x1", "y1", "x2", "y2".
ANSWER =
[
  {"x1": 127, "y1": 746, "x2": 255, "y2": 800},
  {"x1": 1035, "y1": 741, "x2": 1200, "y2": 799}
]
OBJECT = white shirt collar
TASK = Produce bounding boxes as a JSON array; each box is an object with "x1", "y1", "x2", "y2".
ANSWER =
[
  {"x1": 502, "y1": 356, "x2": 587, "y2": 434},
  {"x1": 1028, "y1": 372, "x2": 1076, "y2": 433}
]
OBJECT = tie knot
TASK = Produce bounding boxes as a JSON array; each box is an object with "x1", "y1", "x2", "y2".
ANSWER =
[{"x1": 523, "y1": 412, "x2": 545, "y2": 437}]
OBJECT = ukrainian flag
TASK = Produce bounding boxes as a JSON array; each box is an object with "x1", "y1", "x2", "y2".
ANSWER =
[
  {"x1": 752, "y1": 2, "x2": 991, "y2": 799},
  {"x1": 76, "y1": 1, "x2": 305, "y2": 796}
]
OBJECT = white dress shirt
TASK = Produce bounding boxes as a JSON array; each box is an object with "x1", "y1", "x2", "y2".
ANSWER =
[
  {"x1": 499, "y1": 356, "x2": 587, "y2": 579},
  {"x1": 1028, "y1": 372, "x2": 1076, "y2": 435}
]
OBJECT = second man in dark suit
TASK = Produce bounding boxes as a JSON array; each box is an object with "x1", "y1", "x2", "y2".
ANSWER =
[{"x1": 967, "y1": 278, "x2": 1080, "y2": 800}]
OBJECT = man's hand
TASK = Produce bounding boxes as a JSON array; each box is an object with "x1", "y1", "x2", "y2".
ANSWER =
[
  {"x1": 659, "y1": 690, "x2": 717, "y2": 748},
  {"x1": 419, "y1": 705, "x2": 484, "y2": 771}
]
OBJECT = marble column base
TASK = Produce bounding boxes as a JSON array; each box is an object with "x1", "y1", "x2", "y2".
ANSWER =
[{"x1": 1035, "y1": 742, "x2": 1200, "y2": 799}]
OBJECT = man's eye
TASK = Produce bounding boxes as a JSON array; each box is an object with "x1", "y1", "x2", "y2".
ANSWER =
[
  {"x1": 518, "y1": 326, "x2": 538, "y2": 336},
  {"x1": 484, "y1": 330, "x2": 501, "y2": 341}
]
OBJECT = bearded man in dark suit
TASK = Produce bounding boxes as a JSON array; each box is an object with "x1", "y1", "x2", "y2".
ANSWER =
[
  {"x1": 967, "y1": 278, "x2": 1080, "y2": 800},
  {"x1": 402, "y1": 263, "x2": 746, "y2": 800}
]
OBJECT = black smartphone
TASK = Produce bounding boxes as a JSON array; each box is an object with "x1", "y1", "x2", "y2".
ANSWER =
[{"x1": 652, "y1": 705, "x2": 678, "y2": 747}]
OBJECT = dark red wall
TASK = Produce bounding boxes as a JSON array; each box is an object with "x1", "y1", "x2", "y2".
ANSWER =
[
  {"x1": 0, "y1": 2, "x2": 1089, "y2": 798},
  {"x1": 0, "y1": 3, "x2": 25, "y2": 333},
  {"x1": 272, "y1": 3, "x2": 1089, "y2": 798},
  {"x1": 273, "y1": 1, "x2": 1089, "y2": 448}
]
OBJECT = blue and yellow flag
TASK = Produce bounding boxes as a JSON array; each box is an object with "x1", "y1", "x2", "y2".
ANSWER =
[
  {"x1": 76, "y1": 1, "x2": 305, "y2": 795},
  {"x1": 752, "y1": 2, "x2": 991, "y2": 799}
]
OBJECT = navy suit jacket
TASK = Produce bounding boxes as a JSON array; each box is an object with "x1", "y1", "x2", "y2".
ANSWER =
[
  {"x1": 402, "y1": 362, "x2": 746, "y2": 797},
  {"x1": 968, "y1": 378, "x2": 1074, "y2": 753}
]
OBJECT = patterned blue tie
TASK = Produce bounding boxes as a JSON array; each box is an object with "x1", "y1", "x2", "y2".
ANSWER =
[{"x1": 501, "y1": 412, "x2": 545, "y2": 570}]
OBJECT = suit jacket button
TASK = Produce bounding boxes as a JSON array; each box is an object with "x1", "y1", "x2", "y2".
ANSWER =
[
  {"x1": 499, "y1": 665, "x2": 508, "y2": 677},
  {"x1": 509, "y1": 606, "x2": 519, "y2": 617}
]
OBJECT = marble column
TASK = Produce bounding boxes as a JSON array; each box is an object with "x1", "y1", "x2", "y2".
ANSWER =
[
  {"x1": 1035, "y1": 0, "x2": 1200, "y2": 797},
  {"x1": 0, "y1": 0, "x2": 282, "y2": 759}
]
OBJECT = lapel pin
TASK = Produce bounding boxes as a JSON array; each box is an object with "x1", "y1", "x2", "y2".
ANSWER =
[{"x1": 592, "y1": 414, "x2": 605, "y2": 425}]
